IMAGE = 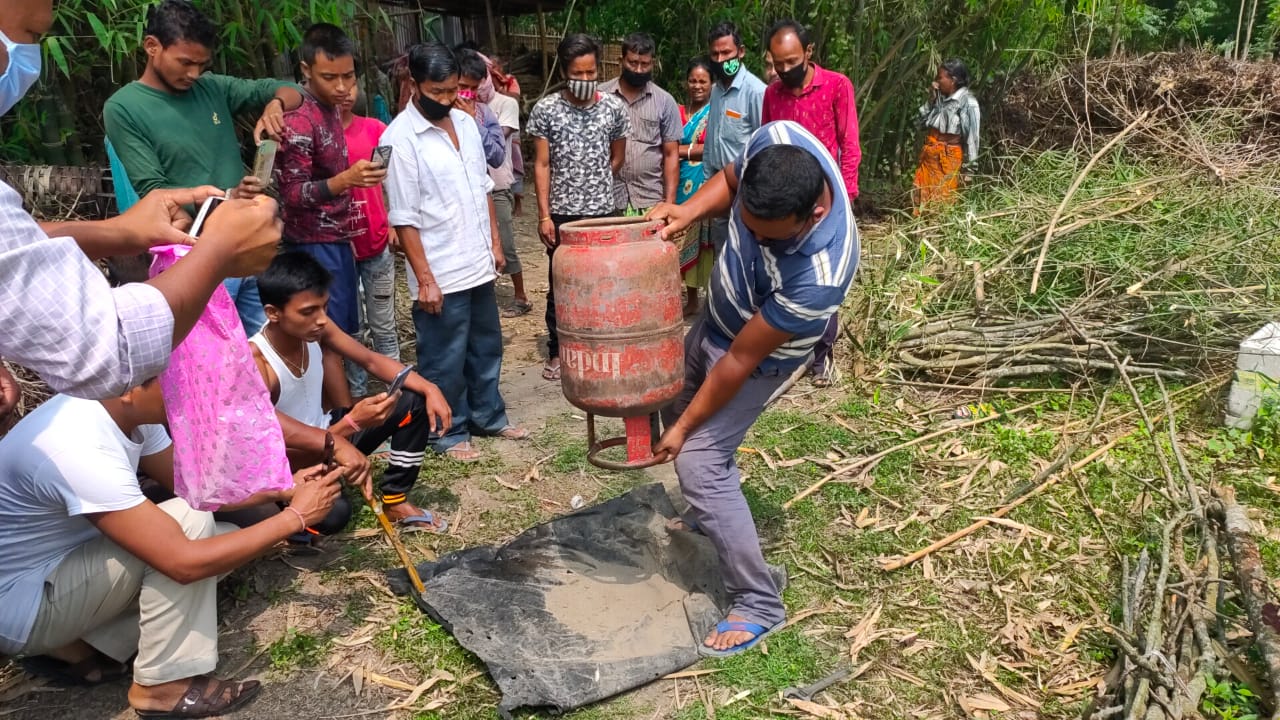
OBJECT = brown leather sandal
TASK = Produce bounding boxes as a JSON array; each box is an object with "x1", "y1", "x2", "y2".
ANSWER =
[{"x1": 134, "y1": 676, "x2": 261, "y2": 719}]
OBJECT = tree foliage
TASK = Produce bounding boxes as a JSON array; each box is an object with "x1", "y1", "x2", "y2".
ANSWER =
[
  {"x1": 1, "y1": 0, "x2": 1275, "y2": 187},
  {"x1": 0, "y1": 0, "x2": 386, "y2": 165},
  {"x1": 537, "y1": 0, "x2": 1277, "y2": 194}
]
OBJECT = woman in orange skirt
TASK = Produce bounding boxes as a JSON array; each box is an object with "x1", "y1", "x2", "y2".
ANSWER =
[{"x1": 914, "y1": 59, "x2": 980, "y2": 210}]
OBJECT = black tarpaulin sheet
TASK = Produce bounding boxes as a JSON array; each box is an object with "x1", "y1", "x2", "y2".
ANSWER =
[{"x1": 386, "y1": 483, "x2": 729, "y2": 717}]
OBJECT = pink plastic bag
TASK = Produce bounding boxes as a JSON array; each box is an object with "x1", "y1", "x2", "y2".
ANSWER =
[{"x1": 150, "y1": 245, "x2": 293, "y2": 511}]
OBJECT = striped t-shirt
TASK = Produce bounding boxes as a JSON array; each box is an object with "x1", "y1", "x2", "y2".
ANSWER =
[{"x1": 706, "y1": 120, "x2": 860, "y2": 372}]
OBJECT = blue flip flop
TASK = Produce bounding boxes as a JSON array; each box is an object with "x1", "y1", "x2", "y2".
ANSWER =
[
  {"x1": 697, "y1": 619, "x2": 786, "y2": 658},
  {"x1": 395, "y1": 512, "x2": 449, "y2": 534}
]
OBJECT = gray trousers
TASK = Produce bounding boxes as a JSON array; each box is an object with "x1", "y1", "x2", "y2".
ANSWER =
[
  {"x1": 492, "y1": 189, "x2": 522, "y2": 276},
  {"x1": 662, "y1": 319, "x2": 788, "y2": 627}
]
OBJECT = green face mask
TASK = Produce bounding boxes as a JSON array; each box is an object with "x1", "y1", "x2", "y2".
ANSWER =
[{"x1": 721, "y1": 58, "x2": 741, "y2": 77}]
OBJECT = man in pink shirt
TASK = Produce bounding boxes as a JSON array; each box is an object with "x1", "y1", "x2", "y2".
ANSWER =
[
  {"x1": 340, "y1": 80, "x2": 399, "y2": 397},
  {"x1": 762, "y1": 19, "x2": 860, "y2": 387}
]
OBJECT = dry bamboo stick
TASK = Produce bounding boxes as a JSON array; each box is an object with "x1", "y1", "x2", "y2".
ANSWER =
[
  {"x1": 782, "y1": 399, "x2": 1049, "y2": 510},
  {"x1": 879, "y1": 441, "x2": 1101, "y2": 571},
  {"x1": 1030, "y1": 110, "x2": 1153, "y2": 294},
  {"x1": 1210, "y1": 486, "x2": 1280, "y2": 715},
  {"x1": 880, "y1": 399, "x2": 1135, "y2": 572},
  {"x1": 871, "y1": 377, "x2": 1075, "y2": 394}
]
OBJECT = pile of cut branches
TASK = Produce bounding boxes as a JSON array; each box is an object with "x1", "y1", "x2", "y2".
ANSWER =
[
  {"x1": 1087, "y1": 382, "x2": 1280, "y2": 719},
  {"x1": 894, "y1": 300, "x2": 1202, "y2": 382},
  {"x1": 992, "y1": 52, "x2": 1280, "y2": 161},
  {"x1": 852, "y1": 120, "x2": 1280, "y2": 387}
]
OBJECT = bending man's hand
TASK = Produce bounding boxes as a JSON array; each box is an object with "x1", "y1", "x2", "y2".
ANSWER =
[
  {"x1": 647, "y1": 202, "x2": 696, "y2": 243},
  {"x1": 0, "y1": 364, "x2": 19, "y2": 420},
  {"x1": 651, "y1": 423, "x2": 688, "y2": 464}
]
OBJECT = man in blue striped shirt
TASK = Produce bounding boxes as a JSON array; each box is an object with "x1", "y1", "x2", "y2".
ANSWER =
[{"x1": 650, "y1": 120, "x2": 859, "y2": 656}]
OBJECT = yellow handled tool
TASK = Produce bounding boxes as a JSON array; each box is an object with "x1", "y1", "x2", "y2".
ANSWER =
[{"x1": 368, "y1": 496, "x2": 426, "y2": 596}]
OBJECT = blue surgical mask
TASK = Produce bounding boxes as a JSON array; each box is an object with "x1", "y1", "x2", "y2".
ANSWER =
[{"x1": 0, "y1": 29, "x2": 42, "y2": 117}]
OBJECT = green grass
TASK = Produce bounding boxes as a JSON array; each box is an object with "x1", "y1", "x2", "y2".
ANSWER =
[
  {"x1": 241, "y1": 371, "x2": 1280, "y2": 718},
  {"x1": 268, "y1": 629, "x2": 330, "y2": 672},
  {"x1": 705, "y1": 630, "x2": 828, "y2": 691},
  {"x1": 375, "y1": 601, "x2": 484, "y2": 677},
  {"x1": 222, "y1": 149, "x2": 1280, "y2": 719}
]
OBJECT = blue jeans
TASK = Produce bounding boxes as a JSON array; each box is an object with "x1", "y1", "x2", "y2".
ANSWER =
[
  {"x1": 346, "y1": 249, "x2": 401, "y2": 396},
  {"x1": 223, "y1": 277, "x2": 265, "y2": 336},
  {"x1": 283, "y1": 242, "x2": 360, "y2": 335},
  {"x1": 412, "y1": 280, "x2": 509, "y2": 452}
]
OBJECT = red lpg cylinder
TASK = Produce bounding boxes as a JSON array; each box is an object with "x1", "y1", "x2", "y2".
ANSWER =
[{"x1": 552, "y1": 217, "x2": 684, "y2": 469}]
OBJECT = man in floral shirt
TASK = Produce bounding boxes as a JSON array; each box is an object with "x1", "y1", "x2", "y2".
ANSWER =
[
  {"x1": 527, "y1": 33, "x2": 629, "y2": 381},
  {"x1": 276, "y1": 23, "x2": 386, "y2": 337}
]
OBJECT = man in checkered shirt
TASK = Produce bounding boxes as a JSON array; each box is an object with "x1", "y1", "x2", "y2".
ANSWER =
[{"x1": 0, "y1": 3, "x2": 282, "y2": 420}]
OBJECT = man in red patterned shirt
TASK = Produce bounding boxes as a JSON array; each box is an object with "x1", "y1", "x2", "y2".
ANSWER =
[
  {"x1": 276, "y1": 23, "x2": 386, "y2": 339},
  {"x1": 762, "y1": 19, "x2": 860, "y2": 387}
]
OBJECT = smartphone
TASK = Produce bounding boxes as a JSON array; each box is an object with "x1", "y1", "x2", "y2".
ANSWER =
[
  {"x1": 370, "y1": 145, "x2": 393, "y2": 168},
  {"x1": 188, "y1": 195, "x2": 227, "y2": 238},
  {"x1": 253, "y1": 140, "x2": 278, "y2": 185},
  {"x1": 386, "y1": 366, "x2": 412, "y2": 395}
]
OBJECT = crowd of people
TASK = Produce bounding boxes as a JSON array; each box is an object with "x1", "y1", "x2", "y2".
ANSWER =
[{"x1": 0, "y1": 0, "x2": 981, "y2": 715}]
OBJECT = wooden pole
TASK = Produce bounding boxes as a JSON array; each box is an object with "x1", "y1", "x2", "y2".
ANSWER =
[
  {"x1": 483, "y1": 0, "x2": 499, "y2": 52},
  {"x1": 537, "y1": 3, "x2": 548, "y2": 80}
]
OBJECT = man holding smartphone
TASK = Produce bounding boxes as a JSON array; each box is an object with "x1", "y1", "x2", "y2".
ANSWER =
[
  {"x1": 338, "y1": 80, "x2": 399, "y2": 399},
  {"x1": 104, "y1": 0, "x2": 305, "y2": 335},
  {"x1": 250, "y1": 253, "x2": 453, "y2": 532},
  {"x1": 275, "y1": 23, "x2": 386, "y2": 343}
]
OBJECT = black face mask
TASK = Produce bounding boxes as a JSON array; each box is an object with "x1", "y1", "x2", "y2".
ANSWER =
[
  {"x1": 418, "y1": 95, "x2": 451, "y2": 120},
  {"x1": 712, "y1": 57, "x2": 742, "y2": 82},
  {"x1": 621, "y1": 68, "x2": 652, "y2": 87},
  {"x1": 778, "y1": 62, "x2": 808, "y2": 89}
]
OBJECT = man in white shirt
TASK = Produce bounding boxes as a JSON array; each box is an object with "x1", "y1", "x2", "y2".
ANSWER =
[
  {"x1": 382, "y1": 42, "x2": 528, "y2": 463},
  {"x1": 0, "y1": 2, "x2": 283, "y2": 417},
  {"x1": 0, "y1": 381, "x2": 343, "y2": 717}
]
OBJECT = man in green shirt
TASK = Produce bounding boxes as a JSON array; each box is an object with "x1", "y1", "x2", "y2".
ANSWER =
[{"x1": 104, "y1": 0, "x2": 303, "y2": 335}]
